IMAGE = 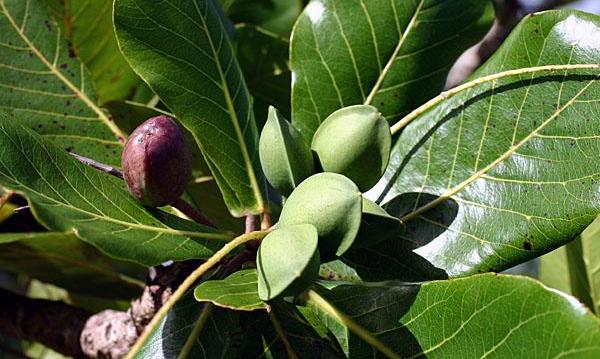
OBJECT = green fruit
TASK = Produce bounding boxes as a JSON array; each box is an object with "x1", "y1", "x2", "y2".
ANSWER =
[
  {"x1": 259, "y1": 106, "x2": 315, "y2": 196},
  {"x1": 278, "y1": 173, "x2": 362, "y2": 261},
  {"x1": 257, "y1": 224, "x2": 320, "y2": 300},
  {"x1": 311, "y1": 105, "x2": 391, "y2": 192},
  {"x1": 353, "y1": 197, "x2": 402, "y2": 248}
]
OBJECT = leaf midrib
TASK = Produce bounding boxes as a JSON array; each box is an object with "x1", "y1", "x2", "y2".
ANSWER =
[
  {"x1": 0, "y1": 0, "x2": 127, "y2": 141},
  {"x1": 400, "y1": 75, "x2": 599, "y2": 223},
  {"x1": 364, "y1": 0, "x2": 425, "y2": 105},
  {"x1": 193, "y1": 0, "x2": 265, "y2": 213}
]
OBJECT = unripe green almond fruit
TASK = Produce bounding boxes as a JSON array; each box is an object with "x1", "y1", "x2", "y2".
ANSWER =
[
  {"x1": 311, "y1": 105, "x2": 391, "y2": 192},
  {"x1": 259, "y1": 106, "x2": 315, "y2": 197},
  {"x1": 352, "y1": 197, "x2": 403, "y2": 248},
  {"x1": 257, "y1": 224, "x2": 320, "y2": 301},
  {"x1": 278, "y1": 173, "x2": 362, "y2": 261},
  {"x1": 122, "y1": 116, "x2": 192, "y2": 207}
]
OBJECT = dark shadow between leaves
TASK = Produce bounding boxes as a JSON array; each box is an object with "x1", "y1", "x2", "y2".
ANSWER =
[
  {"x1": 160, "y1": 291, "x2": 245, "y2": 358},
  {"x1": 317, "y1": 282, "x2": 424, "y2": 358},
  {"x1": 242, "y1": 300, "x2": 345, "y2": 358},
  {"x1": 341, "y1": 192, "x2": 456, "y2": 283}
]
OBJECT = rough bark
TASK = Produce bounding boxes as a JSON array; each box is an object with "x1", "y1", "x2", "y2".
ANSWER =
[
  {"x1": 0, "y1": 288, "x2": 90, "y2": 358},
  {"x1": 0, "y1": 261, "x2": 200, "y2": 358}
]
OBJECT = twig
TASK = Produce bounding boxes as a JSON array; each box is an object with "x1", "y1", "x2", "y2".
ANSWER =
[
  {"x1": 177, "y1": 304, "x2": 213, "y2": 359},
  {"x1": 261, "y1": 209, "x2": 272, "y2": 230},
  {"x1": 445, "y1": 0, "x2": 580, "y2": 89},
  {"x1": 172, "y1": 198, "x2": 216, "y2": 228},
  {"x1": 524, "y1": 0, "x2": 578, "y2": 12},
  {"x1": 125, "y1": 230, "x2": 269, "y2": 359},
  {"x1": 307, "y1": 290, "x2": 401, "y2": 359},
  {"x1": 445, "y1": 0, "x2": 521, "y2": 89},
  {"x1": 0, "y1": 190, "x2": 14, "y2": 210},
  {"x1": 245, "y1": 214, "x2": 257, "y2": 233},
  {"x1": 391, "y1": 64, "x2": 600, "y2": 135},
  {"x1": 69, "y1": 153, "x2": 124, "y2": 179},
  {"x1": 0, "y1": 288, "x2": 90, "y2": 358}
]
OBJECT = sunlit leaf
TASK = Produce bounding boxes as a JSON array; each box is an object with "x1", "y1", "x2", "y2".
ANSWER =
[
  {"x1": 370, "y1": 10, "x2": 600, "y2": 276},
  {"x1": 309, "y1": 274, "x2": 600, "y2": 358},
  {"x1": 0, "y1": 0, "x2": 127, "y2": 166},
  {"x1": 291, "y1": 0, "x2": 493, "y2": 140},
  {"x1": 43, "y1": 0, "x2": 143, "y2": 104}
]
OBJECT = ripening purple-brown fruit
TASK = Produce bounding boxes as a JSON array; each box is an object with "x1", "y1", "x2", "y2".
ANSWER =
[{"x1": 122, "y1": 116, "x2": 192, "y2": 207}]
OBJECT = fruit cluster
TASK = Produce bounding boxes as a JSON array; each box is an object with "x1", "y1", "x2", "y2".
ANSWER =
[
  {"x1": 120, "y1": 107, "x2": 400, "y2": 302},
  {"x1": 257, "y1": 105, "x2": 400, "y2": 300}
]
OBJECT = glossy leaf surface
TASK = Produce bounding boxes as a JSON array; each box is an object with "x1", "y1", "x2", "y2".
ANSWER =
[
  {"x1": 309, "y1": 274, "x2": 600, "y2": 358},
  {"x1": 371, "y1": 10, "x2": 600, "y2": 276},
  {"x1": 114, "y1": 0, "x2": 265, "y2": 217},
  {"x1": 0, "y1": 115, "x2": 231, "y2": 266},
  {"x1": 0, "y1": 231, "x2": 142, "y2": 298},
  {"x1": 0, "y1": 0, "x2": 126, "y2": 166},
  {"x1": 291, "y1": 0, "x2": 494, "y2": 140}
]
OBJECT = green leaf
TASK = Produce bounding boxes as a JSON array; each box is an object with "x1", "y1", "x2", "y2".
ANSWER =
[
  {"x1": 566, "y1": 214, "x2": 600, "y2": 314},
  {"x1": 371, "y1": 10, "x2": 600, "y2": 277},
  {"x1": 309, "y1": 274, "x2": 600, "y2": 358},
  {"x1": 137, "y1": 291, "x2": 341, "y2": 358},
  {"x1": 221, "y1": 0, "x2": 303, "y2": 35},
  {"x1": 235, "y1": 24, "x2": 291, "y2": 127},
  {"x1": 114, "y1": 0, "x2": 265, "y2": 217},
  {"x1": 290, "y1": 0, "x2": 494, "y2": 140},
  {"x1": 539, "y1": 246, "x2": 572, "y2": 295},
  {"x1": 0, "y1": 0, "x2": 127, "y2": 167},
  {"x1": 195, "y1": 269, "x2": 267, "y2": 311},
  {"x1": 257, "y1": 224, "x2": 320, "y2": 300},
  {"x1": 319, "y1": 260, "x2": 363, "y2": 282},
  {"x1": 240, "y1": 301, "x2": 343, "y2": 358},
  {"x1": 136, "y1": 292, "x2": 242, "y2": 359},
  {"x1": 43, "y1": 0, "x2": 143, "y2": 104},
  {"x1": 0, "y1": 114, "x2": 232, "y2": 266},
  {"x1": 0, "y1": 231, "x2": 143, "y2": 298}
]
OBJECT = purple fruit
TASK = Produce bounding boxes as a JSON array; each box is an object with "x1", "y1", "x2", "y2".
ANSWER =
[{"x1": 122, "y1": 116, "x2": 192, "y2": 207}]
